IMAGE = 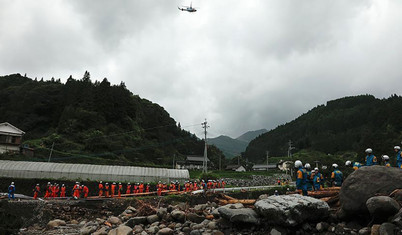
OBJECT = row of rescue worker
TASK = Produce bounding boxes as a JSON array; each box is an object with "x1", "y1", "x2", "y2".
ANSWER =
[
  {"x1": 295, "y1": 160, "x2": 343, "y2": 196},
  {"x1": 98, "y1": 179, "x2": 227, "y2": 197},
  {"x1": 32, "y1": 182, "x2": 89, "y2": 199},
  {"x1": 295, "y1": 146, "x2": 402, "y2": 196},
  {"x1": 346, "y1": 146, "x2": 402, "y2": 169}
]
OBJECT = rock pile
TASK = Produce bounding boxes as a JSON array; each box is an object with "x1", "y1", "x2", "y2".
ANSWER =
[{"x1": 223, "y1": 174, "x2": 291, "y2": 187}]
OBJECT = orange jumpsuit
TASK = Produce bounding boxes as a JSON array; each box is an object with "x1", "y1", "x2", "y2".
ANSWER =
[
  {"x1": 111, "y1": 184, "x2": 116, "y2": 198},
  {"x1": 45, "y1": 185, "x2": 52, "y2": 199},
  {"x1": 72, "y1": 184, "x2": 80, "y2": 198},
  {"x1": 52, "y1": 185, "x2": 57, "y2": 198},
  {"x1": 157, "y1": 183, "x2": 163, "y2": 196},
  {"x1": 139, "y1": 183, "x2": 144, "y2": 193},
  {"x1": 222, "y1": 181, "x2": 226, "y2": 188},
  {"x1": 145, "y1": 185, "x2": 150, "y2": 193},
  {"x1": 105, "y1": 185, "x2": 110, "y2": 197},
  {"x1": 207, "y1": 181, "x2": 212, "y2": 189},
  {"x1": 98, "y1": 183, "x2": 104, "y2": 197},
  {"x1": 118, "y1": 184, "x2": 122, "y2": 198},
  {"x1": 33, "y1": 186, "x2": 40, "y2": 199},
  {"x1": 82, "y1": 186, "x2": 89, "y2": 198},
  {"x1": 126, "y1": 184, "x2": 131, "y2": 194},
  {"x1": 60, "y1": 186, "x2": 66, "y2": 197}
]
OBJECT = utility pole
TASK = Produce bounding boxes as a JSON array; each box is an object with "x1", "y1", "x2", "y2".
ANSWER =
[
  {"x1": 48, "y1": 142, "x2": 55, "y2": 162},
  {"x1": 266, "y1": 151, "x2": 269, "y2": 171},
  {"x1": 287, "y1": 140, "x2": 295, "y2": 158},
  {"x1": 201, "y1": 119, "x2": 209, "y2": 173},
  {"x1": 173, "y1": 154, "x2": 176, "y2": 169}
]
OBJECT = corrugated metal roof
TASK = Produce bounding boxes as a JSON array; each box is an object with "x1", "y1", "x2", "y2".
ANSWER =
[
  {"x1": 186, "y1": 156, "x2": 210, "y2": 162},
  {"x1": 0, "y1": 160, "x2": 189, "y2": 183}
]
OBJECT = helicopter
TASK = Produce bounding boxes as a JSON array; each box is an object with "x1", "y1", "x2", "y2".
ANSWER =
[{"x1": 178, "y1": 2, "x2": 197, "y2": 12}]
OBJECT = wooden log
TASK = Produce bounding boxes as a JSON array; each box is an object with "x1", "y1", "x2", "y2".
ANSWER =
[{"x1": 307, "y1": 190, "x2": 339, "y2": 198}]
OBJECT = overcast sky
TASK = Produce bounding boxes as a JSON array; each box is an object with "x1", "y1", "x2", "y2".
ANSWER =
[{"x1": 1, "y1": 0, "x2": 402, "y2": 138}]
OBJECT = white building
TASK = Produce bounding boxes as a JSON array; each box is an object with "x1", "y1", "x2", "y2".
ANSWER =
[
  {"x1": 0, "y1": 122, "x2": 25, "y2": 154},
  {"x1": 0, "y1": 160, "x2": 190, "y2": 183}
]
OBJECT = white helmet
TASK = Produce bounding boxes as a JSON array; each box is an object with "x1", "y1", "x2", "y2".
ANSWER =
[
  {"x1": 314, "y1": 167, "x2": 319, "y2": 171},
  {"x1": 311, "y1": 170, "x2": 315, "y2": 173},
  {"x1": 11, "y1": 182, "x2": 14, "y2": 185},
  {"x1": 294, "y1": 160, "x2": 303, "y2": 168},
  {"x1": 382, "y1": 155, "x2": 390, "y2": 161},
  {"x1": 394, "y1": 146, "x2": 400, "y2": 150},
  {"x1": 332, "y1": 164, "x2": 338, "y2": 168},
  {"x1": 345, "y1": 160, "x2": 351, "y2": 166},
  {"x1": 304, "y1": 163, "x2": 311, "y2": 169},
  {"x1": 365, "y1": 148, "x2": 373, "y2": 154}
]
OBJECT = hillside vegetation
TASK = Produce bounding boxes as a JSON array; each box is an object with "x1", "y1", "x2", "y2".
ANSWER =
[
  {"x1": 0, "y1": 73, "x2": 225, "y2": 167},
  {"x1": 244, "y1": 95, "x2": 402, "y2": 164}
]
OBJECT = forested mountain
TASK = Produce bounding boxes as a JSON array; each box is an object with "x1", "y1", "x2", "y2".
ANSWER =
[
  {"x1": 208, "y1": 129, "x2": 267, "y2": 159},
  {"x1": 0, "y1": 73, "x2": 225, "y2": 167},
  {"x1": 244, "y1": 95, "x2": 402, "y2": 163}
]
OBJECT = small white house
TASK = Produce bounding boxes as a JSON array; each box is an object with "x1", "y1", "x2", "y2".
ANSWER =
[
  {"x1": 0, "y1": 122, "x2": 25, "y2": 154},
  {"x1": 225, "y1": 165, "x2": 246, "y2": 172}
]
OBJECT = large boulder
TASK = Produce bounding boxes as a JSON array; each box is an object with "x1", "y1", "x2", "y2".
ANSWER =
[
  {"x1": 47, "y1": 219, "x2": 66, "y2": 229},
  {"x1": 366, "y1": 196, "x2": 400, "y2": 222},
  {"x1": 217, "y1": 207, "x2": 259, "y2": 224},
  {"x1": 340, "y1": 166, "x2": 402, "y2": 217},
  {"x1": 254, "y1": 194, "x2": 329, "y2": 227}
]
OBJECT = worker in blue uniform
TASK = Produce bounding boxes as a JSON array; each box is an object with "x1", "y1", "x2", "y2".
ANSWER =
[
  {"x1": 331, "y1": 164, "x2": 343, "y2": 186},
  {"x1": 8, "y1": 182, "x2": 15, "y2": 200},
  {"x1": 295, "y1": 160, "x2": 307, "y2": 196},
  {"x1": 382, "y1": 155, "x2": 391, "y2": 167},
  {"x1": 345, "y1": 160, "x2": 362, "y2": 170},
  {"x1": 365, "y1": 148, "x2": 378, "y2": 166},
  {"x1": 304, "y1": 163, "x2": 313, "y2": 191},
  {"x1": 395, "y1": 146, "x2": 402, "y2": 169}
]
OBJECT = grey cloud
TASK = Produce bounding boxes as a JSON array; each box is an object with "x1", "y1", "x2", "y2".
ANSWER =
[{"x1": 1, "y1": 0, "x2": 402, "y2": 139}]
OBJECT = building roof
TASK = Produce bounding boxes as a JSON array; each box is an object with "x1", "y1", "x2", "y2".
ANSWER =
[
  {"x1": 186, "y1": 156, "x2": 210, "y2": 162},
  {"x1": 252, "y1": 164, "x2": 277, "y2": 169},
  {"x1": 225, "y1": 165, "x2": 244, "y2": 170},
  {"x1": 0, "y1": 160, "x2": 190, "y2": 182},
  {"x1": 0, "y1": 122, "x2": 25, "y2": 135}
]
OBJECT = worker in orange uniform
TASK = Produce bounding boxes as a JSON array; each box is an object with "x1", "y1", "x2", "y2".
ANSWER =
[
  {"x1": 169, "y1": 182, "x2": 175, "y2": 191},
  {"x1": 60, "y1": 184, "x2": 66, "y2": 197},
  {"x1": 157, "y1": 181, "x2": 163, "y2": 196},
  {"x1": 72, "y1": 182, "x2": 80, "y2": 199},
  {"x1": 51, "y1": 183, "x2": 56, "y2": 198},
  {"x1": 44, "y1": 182, "x2": 51, "y2": 199},
  {"x1": 126, "y1": 183, "x2": 131, "y2": 195},
  {"x1": 55, "y1": 184, "x2": 60, "y2": 198},
  {"x1": 105, "y1": 183, "x2": 110, "y2": 197},
  {"x1": 33, "y1": 184, "x2": 40, "y2": 199},
  {"x1": 111, "y1": 182, "x2": 116, "y2": 198},
  {"x1": 82, "y1": 184, "x2": 89, "y2": 198},
  {"x1": 134, "y1": 183, "x2": 139, "y2": 194},
  {"x1": 139, "y1": 181, "x2": 144, "y2": 193},
  {"x1": 207, "y1": 180, "x2": 213, "y2": 190},
  {"x1": 145, "y1": 183, "x2": 150, "y2": 193},
  {"x1": 118, "y1": 183, "x2": 123, "y2": 198},
  {"x1": 221, "y1": 180, "x2": 226, "y2": 188},
  {"x1": 98, "y1": 181, "x2": 104, "y2": 197}
]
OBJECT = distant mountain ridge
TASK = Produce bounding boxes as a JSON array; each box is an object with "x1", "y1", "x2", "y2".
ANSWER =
[
  {"x1": 236, "y1": 129, "x2": 268, "y2": 143},
  {"x1": 208, "y1": 129, "x2": 267, "y2": 158}
]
